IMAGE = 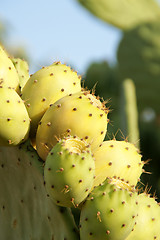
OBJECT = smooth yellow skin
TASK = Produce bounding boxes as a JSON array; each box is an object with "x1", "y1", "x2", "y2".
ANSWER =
[
  {"x1": 21, "y1": 62, "x2": 81, "y2": 136},
  {"x1": 93, "y1": 140, "x2": 143, "y2": 188},
  {"x1": 36, "y1": 91, "x2": 108, "y2": 160},
  {"x1": 0, "y1": 45, "x2": 19, "y2": 91},
  {"x1": 0, "y1": 87, "x2": 30, "y2": 146}
]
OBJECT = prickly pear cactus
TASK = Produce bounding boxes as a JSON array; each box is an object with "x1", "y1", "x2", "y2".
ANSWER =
[
  {"x1": 93, "y1": 139, "x2": 144, "y2": 188},
  {"x1": 0, "y1": 140, "x2": 79, "y2": 240},
  {"x1": 0, "y1": 45, "x2": 20, "y2": 91},
  {"x1": 120, "y1": 79, "x2": 140, "y2": 148},
  {"x1": 117, "y1": 20, "x2": 160, "y2": 114},
  {"x1": 80, "y1": 178, "x2": 138, "y2": 240},
  {"x1": 36, "y1": 90, "x2": 109, "y2": 160},
  {"x1": 126, "y1": 193, "x2": 160, "y2": 240},
  {"x1": 44, "y1": 136, "x2": 95, "y2": 208},
  {"x1": 21, "y1": 61, "x2": 81, "y2": 137},
  {"x1": 0, "y1": 86, "x2": 30, "y2": 146},
  {"x1": 78, "y1": 0, "x2": 160, "y2": 30},
  {"x1": 11, "y1": 57, "x2": 30, "y2": 91}
]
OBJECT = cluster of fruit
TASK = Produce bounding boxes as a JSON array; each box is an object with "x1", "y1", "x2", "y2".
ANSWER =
[{"x1": 0, "y1": 44, "x2": 160, "y2": 239}]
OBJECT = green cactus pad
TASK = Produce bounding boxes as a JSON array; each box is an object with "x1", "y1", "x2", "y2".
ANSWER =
[
  {"x1": 126, "y1": 193, "x2": 160, "y2": 240},
  {"x1": 36, "y1": 90, "x2": 109, "y2": 160},
  {"x1": 44, "y1": 136, "x2": 95, "y2": 208},
  {"x1": 78, "y1": 0, "x2": 160, "y2": 30},
  {"x1": 0, "y1": 45, "x2": 20, "y2": 92},
  {"x1": 0, "y1": 86, "x2": 30, "y2": 146},
  {"x1": 21, "y1": 61, "x2": 81, "y2": 137},
  {"x1": 93, "y1": 140, "x2": 144, "y2": 188},
  {"x1": 80, "y1": 178, "x2": 138, "y2": 240},
  {"x1": 117, "y1": 20, "x2": 160, "y2": 114},
  {"x1": 0, "y1": 140, "x2": 79, "y2": 240},
  {"x1": 11, "y1": 57, "x2": 30, "y2": 91}
]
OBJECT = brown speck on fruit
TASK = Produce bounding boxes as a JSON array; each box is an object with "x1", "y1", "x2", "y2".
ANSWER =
[
  {"x1": 34, "y1": 79, "x2": 38, "y2": 83},
  {"x1": 50, "y1": 73, "x2": 54, "y2": 76},
  {"x1": 42, "y1": 97, "x2": 46, "y2": 102},
  {"x1": 55, "y1": 61, "x2": 60, "y2": 65},
  {"x1": 79, "y1": 179, "x2": 82, "y2": 183},
  {"x1": 27, "y1": 103, "x2": 30, "y2": 107},
  {"x1": 47, "y1": 122, "x2": 51, "y2": 126},
  {"x1": 73, "y1": 82, "x2": 76, "y2": 85},
  {"x1": 73, "y1": 107, "x2": 77, "y2": 111},
  {"x1": 57, "y1": 104, "x2": 61, "y2": 108},
  {"x1": 122, "y1": 224, "x2": 126, "y2": 227},
  {"x1": 125, "y1": 147, "x2": 129, "y2": 150},
  {"x1": 89, "y1": 113, "x2": 92, "y2": 117},
  {"x1": 64, "y1": 69, "x2": 67, "y2": 72},
  {"x1": 61, "y1": 88, "x2": 64, "y2": 92},
  {"x1": 9, "y1": 67, "x2": 11, "y2": 70},
  {"x1": 6, "y1": 100, "x2": 10, "y2": 103},
  {"x1": 106, "y1": 230, "x2": 110, "y2": 235},
  {"x1": 108, "y1": 162, "x2": 112, "y2": 166},
  {"x1": 110, "y1": 144, "x2": 114, "y2": 147}
]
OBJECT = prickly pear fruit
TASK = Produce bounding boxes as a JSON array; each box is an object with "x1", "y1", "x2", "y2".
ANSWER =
[
  {"x1": 0, "y1": 45, "x2": 19, "y2": 91},
  {"x1": 93, "y1": 140, "x2": 144, "y2": 188},
  {"x1": 21, "y1": 61, "x2": 81, "y2": 137},
  {"x1": 36, "y1": 90, "x2": 109, "y2": 160},
  {"x1": 0, "y1": 140, "x2": 79, "y2": 240},
  {"x1": 44, "y1": 136, "x2": 95, "y2": 208},
  {"x1": 0, "y1": 86, "x2": 30, "y2": 146},
  {"x1": 11, "y1": 57, "x2": 30, "y2": 91},
  {"x1": 126, "y1": 193, "x2": 160, "y2": 240},
  {"x1": 80, "y1": 177, "x2": 138, "y2": 240}
]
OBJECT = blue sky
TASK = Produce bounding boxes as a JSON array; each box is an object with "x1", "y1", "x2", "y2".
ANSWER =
[{"x1": 0, "y1": 0, "x2": 121, "y2": 75}]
